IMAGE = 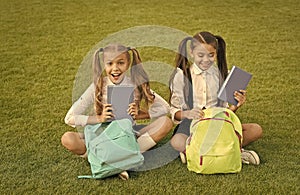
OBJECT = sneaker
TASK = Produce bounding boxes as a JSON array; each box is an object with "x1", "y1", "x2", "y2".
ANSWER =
[
  {"x1": 118, "y1": 171, "x2": 129, "y2": 180},
  {"x1": 179, "y1": 152, "x2": 187, "y2": 164},
  {"x1": 79, "y1": 151, "x2": 87, "y2": 158},
  {"x1": 241, "y1": 149, "x2": 260, "y2": 165}
]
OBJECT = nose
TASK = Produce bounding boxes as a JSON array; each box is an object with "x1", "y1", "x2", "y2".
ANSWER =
[
  {"x1": 202, "y1": 54, "x2": 209, "y2": 62},
  {"x1": 111, "y1": 62, "x2": 119, "y2": 70}
]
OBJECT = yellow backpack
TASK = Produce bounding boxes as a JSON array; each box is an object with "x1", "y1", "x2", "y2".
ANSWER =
[{"x1": 186, "y1": 107, "x2": 243, "y2": 174}]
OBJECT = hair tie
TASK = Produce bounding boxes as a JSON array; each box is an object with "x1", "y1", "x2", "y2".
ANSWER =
[{"x1": 98, "y1": 48, "x2": 103, "y2": 52}]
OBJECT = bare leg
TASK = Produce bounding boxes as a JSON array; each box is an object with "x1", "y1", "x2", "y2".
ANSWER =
[
  {"x1": 61, "y1": 132, "x2": 86, "y2": 155},
  {"x1": 242, "y1": 123, "x2": 263, "y2": 147},
  {"x1": 137, "y1": 116, "x2": 173, "y2": 152},
  {"x1": 138, "y1": 116, "x2": 173, "y2": 142},
  {"x1": 170, "y1": 133, "x2": 188, "y2": 152}
]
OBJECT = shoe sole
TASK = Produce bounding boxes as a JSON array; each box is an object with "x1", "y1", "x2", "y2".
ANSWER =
[
  {"x1": 118, "y1": 171, "x2": 129, "y2": 180},
  {"x1": 179, "y1": 152, "x2": 187, "y2": 164}
]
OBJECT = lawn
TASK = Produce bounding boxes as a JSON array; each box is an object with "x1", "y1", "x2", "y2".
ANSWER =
[{"x1": 0, "y1": 0, "x2": 299, "y2": 194}]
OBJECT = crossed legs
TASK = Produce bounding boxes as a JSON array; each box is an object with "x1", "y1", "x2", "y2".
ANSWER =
[{"x1": 61, "y1": 116, "x2": 173, "y2": 155}]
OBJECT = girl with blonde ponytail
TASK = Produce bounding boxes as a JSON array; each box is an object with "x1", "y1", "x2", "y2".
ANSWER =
[
  {"x1": 61, "y1": 44, "x2": 173, "y2": 178},
  {"x1": 169, "y1": 32, "x2": 262, "y2": 165}
]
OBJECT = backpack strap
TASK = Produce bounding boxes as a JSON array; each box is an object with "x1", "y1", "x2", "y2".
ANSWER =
[
  {"x1": 216, "y1": 69, "x2": 227, "y2": 107},
  {"x1": 186, "y1": 67, "x2": 193, "y2": 110}
]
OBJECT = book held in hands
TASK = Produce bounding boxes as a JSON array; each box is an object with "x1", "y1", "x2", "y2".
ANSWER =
[
  {"x1": 217, "y1": 66, "x2": 252, "y2": 106},
  {"x1": 107, "y1": 85, "x2": 135, "y2": 122}
]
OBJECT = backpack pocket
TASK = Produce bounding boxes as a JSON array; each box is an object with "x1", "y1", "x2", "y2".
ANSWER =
[
  {"x1": 197, "y1": 142, "x2": 241, "y2": 174},
  {"x1": 80, "y1": 119, "x2": 144, "y2": 179}
]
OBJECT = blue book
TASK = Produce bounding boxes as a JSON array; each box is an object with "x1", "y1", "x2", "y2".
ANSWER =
[{"x1": 217, "y1": 66, "x2": 252, "y2": 105}]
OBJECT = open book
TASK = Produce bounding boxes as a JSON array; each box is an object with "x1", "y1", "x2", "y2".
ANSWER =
[
  {"x1": 217, "y1": 66, "x2": 252, "y2": 105},
  {"x1": 107, "y1": 85, "x2": 135, "y2": 122}
]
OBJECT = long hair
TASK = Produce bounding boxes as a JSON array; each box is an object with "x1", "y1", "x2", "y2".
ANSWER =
[
  {"x1": 193, "y1": 32, "x2": 228, "y2": 80},
  {"x1": 93, "y1": 44, "x2": 154, "y2": 115},
  {"x1": 169, "y1": 31, "x2": 228, "y2": 108}
]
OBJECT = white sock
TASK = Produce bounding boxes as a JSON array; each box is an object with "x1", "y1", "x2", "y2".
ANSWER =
[{"x1": 137, "y1": 132, "x2": 156, "y2": 153}]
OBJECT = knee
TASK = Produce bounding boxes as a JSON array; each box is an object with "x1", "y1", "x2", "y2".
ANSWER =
[
  {"x1": 61, "y1": 132, "x2": 75, "y2": 149},
  {"x1": 243, "y1": 123, "x2": 263, "y2": 139},
  {"x1": 158, "y1": 116, "x2": 174, "y2": 132},
  {"x1": 164, "y1": 116, "x2": 174, "y2": 130},
  {"x1": 254, "y1": 123, "x2": 263, "y2": 138},
  {"x1": 170, "y1": 136, "x2": 177, "y2": 148},
  {"x1": 170, "y1": 134, "x2": 186, "y2": 152}
]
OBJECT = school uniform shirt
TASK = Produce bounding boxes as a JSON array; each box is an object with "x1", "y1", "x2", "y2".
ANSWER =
[
  {"x1": 64, "y1": 76, "x2": 170, "y2": 127},
  {"x1": 170, "y1": 63, "x2": 225, "y2": 124}
]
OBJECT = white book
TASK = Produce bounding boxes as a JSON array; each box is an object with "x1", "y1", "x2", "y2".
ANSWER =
[
  {"x1": 107, "y1": 85, "x2": 135, "y2": 122},
  {"x1": 217, "y1": 66, "x2": 252, "y2": 105}
]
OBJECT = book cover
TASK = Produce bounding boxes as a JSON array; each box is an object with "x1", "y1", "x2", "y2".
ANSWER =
[
  {"x1": 107, "y1": 85, "x2": 134, "y2": 122},
  {"x1": 217, "y1": 66, "x2": 252, "y2": 105}
]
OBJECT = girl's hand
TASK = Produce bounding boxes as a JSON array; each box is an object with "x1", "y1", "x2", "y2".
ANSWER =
[
  {"x1": 230, "y1": 90, "x2": 246, "y2": 112},
  {"x1": 182, "y1": 108, "x2": 205, "y2": 120},
  {"x1": 127, "y1": 102, "x2": 138, "y2": 119},
  {"x1": 96, "y1": 104, "x2": 114, "y2": 123},
  {"x1": 235, "y1": 90, "x2": 246, "y2": 107}
]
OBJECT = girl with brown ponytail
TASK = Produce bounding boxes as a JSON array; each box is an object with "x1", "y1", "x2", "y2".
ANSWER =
[
  {"x1": 62, "y1": 44, "x2": 173, "y2": 178},
  {"x1": 169, "y1": 32, "x2": 262, "y2": 165}
]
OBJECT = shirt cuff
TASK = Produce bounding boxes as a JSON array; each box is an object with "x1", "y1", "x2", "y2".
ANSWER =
[
  {"x1": 170, "y1": 108, "x2": 182, "y2": 124},
  {"x1": 74, "y1": 115, "x2": 89, "y2": 127}
]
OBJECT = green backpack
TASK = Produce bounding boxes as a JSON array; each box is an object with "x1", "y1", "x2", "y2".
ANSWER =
[
  {"x1": 78, "y1": 119, "x2": 144, "y2": 179},
  {"x1": 186, "y1": 107, "x2": 243, "y2": 174}
]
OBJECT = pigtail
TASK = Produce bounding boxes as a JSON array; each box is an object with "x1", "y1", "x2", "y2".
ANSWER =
[
  {"x1": 169, "y1": 37, "x2": 194, "y2": 109},
  {"x1": 93, "y1": 48, "x2": 104, "y2": 115},
  {"x1": 215, "y1": 35, "x2": 228, "y2": 81},
  {"x1": 93, "y1": 48, "x2": 103, "y2": 86},
  {"x1": 130, "y1": 48, "x2": 154, "y2": 104},
  {"x1": 175, "y1": 37, "x2": 193, "y2": 76}
]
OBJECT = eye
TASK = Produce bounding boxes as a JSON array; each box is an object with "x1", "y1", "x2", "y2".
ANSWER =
[
  {"x1": 106, "y1": 62, "x2": 113, "y2": 66},
  {"x1": 209, "y1": 53, "x2": 215, "y2": 58}
]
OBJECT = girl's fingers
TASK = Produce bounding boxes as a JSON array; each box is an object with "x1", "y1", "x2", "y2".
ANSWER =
[
  {"x1": 127, "y1": 103, "x2": 138, "y2": 116},
  {"x1": 239, "y1": 90, "x2": 246, "y2": 95},
  {"x1": 103, "y1": 104, "x2": 113, "y2": 113},
  {"x1": 104, "y1": 112, "x2": 114, "y2": 119},
  {"x1": 234, "y1": 92, "x2": 246, "y2": 108},
  {"x1": 235, "y1": 91, "x2": 246, "y2": 100},
  {"x1": 199, "y1": 110, "x2": 205, "y2": 118},
  {"x1": 189, "y1": 109, "x2": 204, "y2": 120},
  {"x1": 128, "y1": 102, "x2": 136, "y2": 107}
]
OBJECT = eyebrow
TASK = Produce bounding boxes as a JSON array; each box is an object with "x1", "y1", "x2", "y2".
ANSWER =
[
  {"x1": 105, "y1": 58, "x2": 126, "y2": 64},
  {"x1": 197, "y1": 51, "x2": 215, "y2": 55}
]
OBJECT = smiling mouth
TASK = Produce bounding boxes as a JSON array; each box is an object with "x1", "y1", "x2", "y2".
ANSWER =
[{"x1": 111, "y1": 73, "x2": 121, "y2": 79}]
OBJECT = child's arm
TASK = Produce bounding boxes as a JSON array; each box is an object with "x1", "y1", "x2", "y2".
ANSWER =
[
  {"x1": 64, "y1": 84, "x2": 115, "y2": 127},
  {"x1": 174, "y1": 108, "x2": 204, "y2": 121},
  {"x1": 229, "y1": 90, "x2": 247, "y2": 112},
  {"x1": 64, "y1": 84, "x2": 94, "y2": 127},
  {"x1": 147, "y1": 90, "x2": 170, "y2": 118}
]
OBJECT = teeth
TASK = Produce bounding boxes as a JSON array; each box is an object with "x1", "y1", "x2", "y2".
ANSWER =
[{"x1": 112, "y1": 73, "x2": 120, "y2": 77}]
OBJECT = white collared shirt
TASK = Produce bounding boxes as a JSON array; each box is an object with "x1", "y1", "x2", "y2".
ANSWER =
[
  {"x1": 170, "y1": 64, "x2": 224, "y2": 123},
  {"x1": 64, "y1": 76, "x2": 170, "y2": 127}
]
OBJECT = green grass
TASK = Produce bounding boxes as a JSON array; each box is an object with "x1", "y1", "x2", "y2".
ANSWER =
[{"x1": 1, "y1": 0, "x2": 299, "y2": 194}]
